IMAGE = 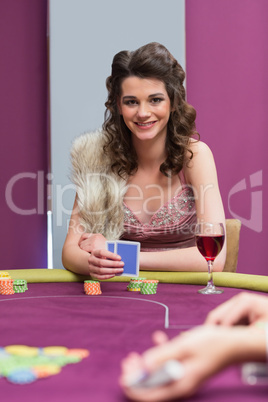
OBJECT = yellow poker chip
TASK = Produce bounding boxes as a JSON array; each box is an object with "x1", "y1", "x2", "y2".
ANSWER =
[
  {"x1": 66, "y1": 349, "x2": 90, "y2": 359},
  {"x1": 0, "y1": 271, "x2": 11, "y2": 278},
  {"x1": 42, "y1": 346, "x2": 68, "y2": 356},
  {"x1": 33, "y1": 364, "x2": 62, "y2": 378},
  {"x1": 5, "y1": 345, "x2": 39, "y2": 357}
]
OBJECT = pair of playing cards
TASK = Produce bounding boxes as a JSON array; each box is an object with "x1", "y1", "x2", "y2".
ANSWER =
[{"x1": 106, "y1": 240, "x2": 140, "y2": 277}]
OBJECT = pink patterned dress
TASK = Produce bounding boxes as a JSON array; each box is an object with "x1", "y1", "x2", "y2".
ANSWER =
[{"x1": 121, "y1": 171, "x2": 197, "y2": 251}]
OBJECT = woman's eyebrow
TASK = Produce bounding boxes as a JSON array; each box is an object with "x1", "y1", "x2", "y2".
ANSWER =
[
  {"x1": 148, "y1": 92, "x2": 165, "y2": 97},
  {"x1": 122, "y1": 95, "x2": 136, "y2": 101},
  {"x1": 122, "y1": 93, "x2": 165, "y2": 101}
]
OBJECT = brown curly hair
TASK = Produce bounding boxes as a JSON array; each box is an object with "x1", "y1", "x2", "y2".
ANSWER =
[{"x1": 103, "y1": 42, "x2": 198, "y2": 178}]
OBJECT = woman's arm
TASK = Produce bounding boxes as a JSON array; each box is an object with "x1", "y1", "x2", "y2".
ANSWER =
[
  {"x1": 139, "y1": 141, "x2": 226, "y2": 272},
  {"x1": 139, "y1": 247, "x2": 208, "y2": 272}
]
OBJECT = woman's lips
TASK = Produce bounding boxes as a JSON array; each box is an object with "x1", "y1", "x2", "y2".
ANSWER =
[{"x1": 135, "y1": 121, "x2": 157, "y2": 129}]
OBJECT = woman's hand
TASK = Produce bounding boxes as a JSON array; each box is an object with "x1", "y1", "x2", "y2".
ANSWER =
[
  {"x1": 87, "y1": 248, "x2": 124, "y2": 280},
  {"x1": 78, "y1": 233, "x2": 107, "y2": 253},
  {"x1": 78, "y1": 233, "x2": 124, "y2": 279}
]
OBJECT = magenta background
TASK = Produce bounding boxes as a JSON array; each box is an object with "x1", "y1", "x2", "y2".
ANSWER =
[
  {"x1": 1, "y1": 1, "x2": 267, "y2": 274},
  {"x1": 0, "y1": 0, "x2": 48, "y2": 268},
  {"x1": 186, "y1": 0, "x2": 268, "y2": 275}
]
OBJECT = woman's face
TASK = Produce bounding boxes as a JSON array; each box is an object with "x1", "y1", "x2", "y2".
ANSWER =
[{"x1": 119, "y1": 76, "x2": 171, "y2": 143}]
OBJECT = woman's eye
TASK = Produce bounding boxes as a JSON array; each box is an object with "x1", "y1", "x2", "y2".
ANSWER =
[
  {"x1": 151, "y1": 98, "x2": 164, "y2": 104},
  {"x1": 124, "y1": 100, "x2": 138, "y2": 106}
]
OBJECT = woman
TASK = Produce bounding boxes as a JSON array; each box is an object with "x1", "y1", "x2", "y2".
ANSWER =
[{"x1": 62, "y1": 42, "x2": 226, "y2": 278}]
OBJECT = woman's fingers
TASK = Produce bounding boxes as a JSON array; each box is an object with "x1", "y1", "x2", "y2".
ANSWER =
[{"x1": 88, "y1": 249, "x2": 124, "y2": 278}]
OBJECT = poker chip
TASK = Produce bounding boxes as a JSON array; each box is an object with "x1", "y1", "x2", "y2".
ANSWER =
[
  {"x1": 7, "y1": 368, "x2": 37, "y2": 384},
  {"x1": 42, "y1": 346, "x2": 68, "y2": 356},
  {"x1": 140, "y1": 280, "x2": 159, "y2": 295},
  {"x1": 127, "y1": 278, "x2": 146, "y2": 292},
  {"x1": 66, "y1": 348, "x2": 90, "y2": 359},
  {"x1": 0, "y1": 345, "x2": 90, "y2": 384},
  {"x1": 0, "y1": 271, "x2": 11, "y2": 279},
  {"x1": 13, "y1": 279, "x2": 28, "y2": 293},
  {"x1": 0, "y1": 279, "x2": 14, "y2": 295},
  {"x1": 84, "y1": 280, "x2": 102, "y2": 295},
  {"x1": 126, "y1": 277, "x2": 159, "y2": 294},
  {"x1": 55, "y1": 355, "x2": 81, "y2": 365},
  {"x1": 33, "y1": 364, "x2": 61, "y2": 378},
  {"x1": 5, "y1": 345, "x2": 39, "y2": 357}
]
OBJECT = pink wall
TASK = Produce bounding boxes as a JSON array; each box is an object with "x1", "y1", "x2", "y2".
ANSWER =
[
  {"x1": 186, "y1": 0, "x2": 268, "y2": 275},
  {"x1": 0, "y1": 0, "x2": 48, "y2": 268}
]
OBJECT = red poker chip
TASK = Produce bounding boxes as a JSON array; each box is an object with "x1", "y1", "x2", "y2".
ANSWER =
[{"x1": 84, "y1": 282, "x2": 102, "y2": 295}]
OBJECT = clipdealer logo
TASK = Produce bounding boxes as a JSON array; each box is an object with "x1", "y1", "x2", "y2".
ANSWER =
[
  {"x1": 4, "y1": 170, "x2": 264, "y2": 233},
  {"x1": 228, "y1": 170, "x2": 263, "y2": 233}
]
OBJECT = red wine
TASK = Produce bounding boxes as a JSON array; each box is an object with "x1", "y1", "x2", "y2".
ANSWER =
[{"x1": 196, "y1": 235, "x2": 224, "y2": 261}]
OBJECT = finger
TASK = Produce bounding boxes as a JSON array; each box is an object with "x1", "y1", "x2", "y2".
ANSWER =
[
  {"x1": 89, "y1": 264, "x2": 124, "y2": 276},
  {"x1": 152, "y1": 331, "x2": 169, "y2": 346},
  {"x1": 78, "y1": 233, "x2": 91, "y2": 243},
  {"x1": 90, "y1": 251, "x2": 124, "y2": 269},
  {"x1": 142, "y1": 336, "x2": 185, "y2": 372},
  {"x1": 93, "y1": 248, "x2": 123, "y2": 261},
  {"x1": 88, "y1": 259, "x2": 124, "y2": 278},
  {"x1": 90, "y1": 273, "x2": 115, "y2": 280},
  {"x1": 205, "y1": 293, "x2": 251, "y2": 326},
  {"x1": 120, "y1": 353, "x2": 145, "y2": 382}
]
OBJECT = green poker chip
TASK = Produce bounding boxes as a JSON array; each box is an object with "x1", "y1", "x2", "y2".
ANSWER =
[
  {"x1": 13, "y1": 280, "x2": 26, "y2": 285},
  {"x1": 140, "y1": 289, "x2": 157, "y2": 295},
  {"x1": 127, "y1": 278, "x2": 147, "y2": 291},
  {"x1": 13, "y1": 279, "x2": 28, "y2": 292},
  {"x1": 140, "y1": 282, "x2": 158, "y2": 295},
  {"x1": 13, "y1": 288, "x2": 26, "y2": 293}
]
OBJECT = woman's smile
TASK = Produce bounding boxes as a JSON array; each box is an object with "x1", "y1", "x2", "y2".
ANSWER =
[{"x1": 134, "y1": 121, "x2": 157, "y2": 129}]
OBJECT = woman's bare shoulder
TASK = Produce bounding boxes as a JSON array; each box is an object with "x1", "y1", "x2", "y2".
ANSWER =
[
  {"x1": 184, "y1": 140, "x2": 216, "y2": 183},
  {"x1": 188, "y1": 139, "x2": 213, "y2": 156}
]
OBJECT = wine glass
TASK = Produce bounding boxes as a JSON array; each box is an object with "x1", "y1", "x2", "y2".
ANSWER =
[{"x1": 195, "y1": 222, "x2": 225, "y2": 294}]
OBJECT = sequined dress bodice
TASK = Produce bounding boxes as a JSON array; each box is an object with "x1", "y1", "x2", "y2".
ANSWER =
[{"x1": 121, "y1": 172, "x2": 197, "y2": 251}]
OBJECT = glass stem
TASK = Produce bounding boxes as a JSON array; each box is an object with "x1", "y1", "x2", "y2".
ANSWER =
[{"x1": 207, "y1": 260, "x2": 214, "y2": 288}]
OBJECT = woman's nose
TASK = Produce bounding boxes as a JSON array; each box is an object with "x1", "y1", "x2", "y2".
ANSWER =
[{"x1": 136, "y1": 103, "x2": 151, "y2": 119}]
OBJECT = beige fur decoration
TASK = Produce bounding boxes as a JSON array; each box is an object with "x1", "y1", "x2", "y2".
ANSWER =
[{"x1": 70, "y1": 130, "x2": 128, "y2": 240}]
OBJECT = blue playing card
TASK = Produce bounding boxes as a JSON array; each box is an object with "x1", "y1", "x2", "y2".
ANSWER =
[{"x1": 105, "y1": 240, "x2": 140, "y2": 277}]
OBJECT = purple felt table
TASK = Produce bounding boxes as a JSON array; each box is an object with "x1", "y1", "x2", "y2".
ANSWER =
[{"x1": 0, "y1": 281, "x2": 267, "y2": 402}]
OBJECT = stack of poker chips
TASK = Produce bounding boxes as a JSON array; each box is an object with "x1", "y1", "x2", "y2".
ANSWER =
[
  {"x1": 84, "y1": 280, "x2": 102, "y2": 295},
  {"x1": 140, "y1": 280, "x2": 159, "y2": 295},
  {"x1": 0, "y1": 272, "x2": 28, "y2": 295},
  {"x1": 0, "y1": 345, "x2": 90, "y2": 384},
  {"x1": 127, "y1": 278, "x2": 147, "y2": 292},
  {"x1": 13, "y1": 279, "x2": 28, "y2": 293},
  {"x1": 0, "y1": 278, "x2": 14, "y2": 295}
]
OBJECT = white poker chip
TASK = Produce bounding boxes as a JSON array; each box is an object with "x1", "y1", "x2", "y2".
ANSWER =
[{"x1": 128, "y1": 360, "x2": 185, "y2": 388}]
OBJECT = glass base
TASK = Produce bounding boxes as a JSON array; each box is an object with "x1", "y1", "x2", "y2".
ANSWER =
[{"x1": 198, "y1": 285, "x2": 223, "y2": 295}]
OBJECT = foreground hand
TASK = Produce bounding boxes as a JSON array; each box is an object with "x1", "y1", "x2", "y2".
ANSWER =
[
  {"x1": 119, "y1": 326, "x2": 258, "y2": 401},
  {"x1": 205, "y1": 292, "x2": 268, "y2": 326}
]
